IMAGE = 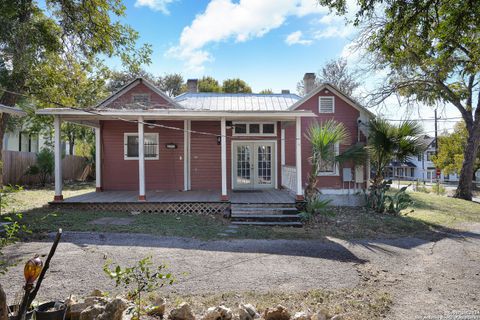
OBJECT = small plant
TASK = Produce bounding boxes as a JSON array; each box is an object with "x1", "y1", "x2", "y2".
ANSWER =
[
  {"x1": 365, "y1": 179, "x2": 392, "y2": 213},
  {"x1": 0, "y1": 184, "x2": 23, "y2": 214},
  {"x1": 104, "y1": 256, "x2": 174, "y2": 320},
  {"x1": 431, "y1": 183, "x2": 446, "y2": 195},
  {"x1": 385, "y1": 186, "x2": 413, "y2": 215},
  {"x1": 299, "y1": 195, "x2": 332, "y2": 224},
  {"x1": 1, "y1": 213, "x2": 31, "y2": 274},
  {"x1": 25, "y1": 148, "x2": 54, "y2": 186}
]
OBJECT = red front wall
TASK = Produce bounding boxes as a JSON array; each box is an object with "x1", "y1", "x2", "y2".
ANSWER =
[
  {"x1": 285, "y1": 89, "x2": 363, "y2": 189},
  {"x1": 101, "y1": 120, "x2": 184, "y2": 191},
  {"x1": 104, "y1": 82, "x2": 171, "y2": 109}
]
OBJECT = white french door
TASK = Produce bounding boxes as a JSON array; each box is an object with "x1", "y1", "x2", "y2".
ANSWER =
[{"x1": 233, "y1": 141, "x2": 276, "y2": 190}]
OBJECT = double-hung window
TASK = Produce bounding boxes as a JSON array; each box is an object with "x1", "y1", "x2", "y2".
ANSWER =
[
  {"x1": 124, "y1": 133, "x2": 159, "y2": 160},
  {"x1": 317, "y1": 143, "x2": 340, "y2": 176}
]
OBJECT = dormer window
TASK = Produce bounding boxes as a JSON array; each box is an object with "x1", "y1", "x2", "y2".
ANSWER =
[
  {"x1": 319, "y1": 96, "x2": 335, "y2": 113},
  {"x1": 132, "y1": 93, "x2": 150, "y2": 105}
]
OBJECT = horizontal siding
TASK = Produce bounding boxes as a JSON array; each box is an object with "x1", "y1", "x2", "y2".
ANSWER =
[
  {"x1": 190, "y1": 121, "x2": 221, "y2": 190},
  {"x1": 285, "y1": 90, "x2": 364, "y2": 189},
  {"x1": 101, "y1": 120, "x2": 184, "y2": 191}
]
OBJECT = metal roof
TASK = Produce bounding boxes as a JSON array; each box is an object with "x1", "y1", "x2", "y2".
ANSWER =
[{"x1": 174, "y1": 92, "x2": 301, "y2": 111}]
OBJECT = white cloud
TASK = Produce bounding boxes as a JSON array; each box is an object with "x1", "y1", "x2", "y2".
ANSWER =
[
  {"x1": 135, "y1": 0, "x2": 176, "y2": 14},
  {"x1": 313, "y1": 24, "x2": 355, "y2": 39},
  {"x1": 285, "y1": 31, "x2": 312, "y2": 46},
  {"x1": 167, "y1": 0, "x2": 329, "y2": 72}
]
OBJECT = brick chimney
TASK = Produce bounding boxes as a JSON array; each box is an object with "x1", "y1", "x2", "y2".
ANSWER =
[
  {"x1": 187, "y1": 79, "x2": 198, "y2": 93},
  {"x1": 303, "y1": 73, "x2": 316, "y2": 95},
  {"x1": 281, "y1": 89, "x2": 290, "y2": 94}
]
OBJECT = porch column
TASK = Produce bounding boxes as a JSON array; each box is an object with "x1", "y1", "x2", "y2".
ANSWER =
[
  {"x1": 138, "y1": 116, "x2": 146, "y2": 201},
  {"x1": 95, "y1": 127, "x2": 102, "y2": 192},
  {"x1": 281, "y1": 128, "x2": 286, "y2": 166},
  {"x1": 184, "y1": 120, "x2": 191, "y2": 191},
  {"x1": 221, "y1": 117, "x2": 228, "y2": 201},
  {"x1": 295, "y1": 117, "x2": 304, "y2": 200},
  {"x1": 53, "y1": 116, "x2": 63, "y2": 201}
]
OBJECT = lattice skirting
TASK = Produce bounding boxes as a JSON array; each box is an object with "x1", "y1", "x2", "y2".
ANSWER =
[{"x1": 49, "y1": 202, "x2": 230, "y2": 215}]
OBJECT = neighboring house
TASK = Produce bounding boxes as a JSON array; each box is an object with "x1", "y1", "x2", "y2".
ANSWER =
[
  {"x1": 385, "y1": 135, "x2": 462, "y2": 183},
  {"x1": 38, "y1": 73, "x2": 373, "y2": 203}
]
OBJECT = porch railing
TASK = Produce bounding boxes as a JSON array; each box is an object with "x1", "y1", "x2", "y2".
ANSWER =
[{"x1": 281, "y1": 165, "x2": 297, "y2": 194}]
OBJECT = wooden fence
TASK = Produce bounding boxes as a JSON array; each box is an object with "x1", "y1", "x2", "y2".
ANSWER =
[{"x1": 1, "y1": 150, "x2": 87, "y2": 185}]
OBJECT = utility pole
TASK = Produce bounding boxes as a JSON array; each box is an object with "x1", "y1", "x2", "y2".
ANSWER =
[{"x1": 434, "y1": 108, "x2": 440, "y2": 194}]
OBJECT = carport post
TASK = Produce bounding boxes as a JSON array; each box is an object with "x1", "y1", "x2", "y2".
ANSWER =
[{"x1": 53, "y1": 116, "x2": 63, "y2": 201}]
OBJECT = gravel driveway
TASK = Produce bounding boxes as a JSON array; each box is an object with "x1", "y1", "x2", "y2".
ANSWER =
[{"x1": 2, "y1": 227, "x2": 480, "y2": 320}]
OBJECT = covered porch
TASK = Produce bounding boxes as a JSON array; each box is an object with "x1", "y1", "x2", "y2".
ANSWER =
[{"x1": 37, "y1": 109, "x2": 314, "y2": 204}]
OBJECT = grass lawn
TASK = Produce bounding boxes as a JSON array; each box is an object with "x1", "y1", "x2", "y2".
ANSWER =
[{"x1": 3, "y1": 183, "x2": 479, "y2": 241}]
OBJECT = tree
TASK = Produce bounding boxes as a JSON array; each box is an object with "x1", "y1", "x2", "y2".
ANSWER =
[
  {"x1": 367, "y1": 119, "x2": 424, "y2": 187},
  {"x1": 304, "y1": 120, "x2": 366, "y2": 200},
  {"x1": 158, "y1": 73, "x2": 184, "y2": 97},
  {"x1": 317, "y1": 0, "x2": 480, "y2": 200},
  {"x1": 222, "y1": 78, "x2": 252, "y2": 93},
  {"x1": 198, "y1": 76, "x2": 221, "y2": 93},
  {"x1": 0, "y1": 0, "x2": 152, "y2": 181},
  {"x1": 433, "y1": 122, "x2": 480, "y2": 178},
  {"x1": 25, "y1": 53, "x2": 109, "y2": 155},
  {"x1": 259, "y1": 89, "x2": 274, "y2": 94},
  {"x1": 297, "y1": 58, "x2": 360, "y2": 96}
]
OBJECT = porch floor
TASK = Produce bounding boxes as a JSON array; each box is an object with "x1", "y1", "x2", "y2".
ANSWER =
[{"x1": 62, "y1": 189, "x2": 296, "y2": 204}]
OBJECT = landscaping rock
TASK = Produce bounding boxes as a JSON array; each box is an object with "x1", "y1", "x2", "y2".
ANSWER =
[
  {"x1": 67, "y1": 302, "x2": 90, "y2": 320},
  {"x1": 263, "y1": 305, "x2": 290, "y2": 320},
  {"x1": 147, "y1": 296, "x2": 166, "y2": 316},
  {"x1": 89, "y1": 289, "x2": 103, "y2": 297},
  {"x1": 169, "y1": 302, "x2": 195, "y2": 320},
  {"x1": 203, "y1": 306, "x2": 233, "y2": 320},
  {"x1": 310, "y1": 309, "x2": 329, "y2": 320},
  {"x1": 330, "y1": 315, "x2": 343, "y2": 320},
  {"x1": 98, "y1": 298, "x2": 128, "y2": 320},
  {"x1": 292, "y1": 312, "x2": 310, "y2": 320},
  {"x1": 79, "y1": 304, "x2": 106, "y2": 320},
  {"x1": 238, "y1": 304, "x2": 259, "y2": 320}
]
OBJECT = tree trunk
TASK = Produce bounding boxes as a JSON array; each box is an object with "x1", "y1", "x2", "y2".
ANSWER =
[
  {"x1": 68, "y1": 138, "x2": 74, "y2": 155},
  {"x1": 0, "y1": 284, "x2": 8, "y2": 320},
  {"x1": 454, "y1": 124, "x2": 480, "y2": 200}
]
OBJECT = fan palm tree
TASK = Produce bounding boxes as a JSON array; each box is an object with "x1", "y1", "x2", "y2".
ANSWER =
[
  {"x1": 367, "y1": 118, "x2": 425, "y2": 188},
  {"x1": 304, "y1": 120, "x2": 366, "y2": 200}
]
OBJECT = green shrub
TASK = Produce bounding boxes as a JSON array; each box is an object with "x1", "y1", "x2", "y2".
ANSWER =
[
  {"x1": 26, "y1": 148, "x2": 54, "y2": 186},
  {"x1": 299, "y1": 195, "x2": 332, "y2": 223},
  {"x1": 431, "y1": 183, "x2": 446, "y2": 195},
  {"x1": 386, "y1": 186, "x2": 413, "y2": 215}
]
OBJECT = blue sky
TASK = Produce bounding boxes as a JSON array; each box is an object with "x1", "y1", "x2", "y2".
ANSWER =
[
  {"x1": 106, "y1": 0, "x2": 461, "y2": 133},
  {"x1": 108, "y1": 0, "x2": 356, "y2": 94}
]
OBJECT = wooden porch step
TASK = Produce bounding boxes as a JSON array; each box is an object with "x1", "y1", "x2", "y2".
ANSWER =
[
  {"x1": 231, "y1": 221, "x2": 303, "y2": 227},
  {"x1": 231, "y1": 214, "x2": 301, "y2": 222},
  {"x1": 230, "y1": 203, "x2": 297, "y2": 208},
  {"x1": 231, "y1": 207, "x2": 298, "y2": 215}
]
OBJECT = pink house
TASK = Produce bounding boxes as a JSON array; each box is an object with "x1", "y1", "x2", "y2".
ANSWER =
[{"x1": 39, "y1": 73, "x2": 373, "y2": 211}]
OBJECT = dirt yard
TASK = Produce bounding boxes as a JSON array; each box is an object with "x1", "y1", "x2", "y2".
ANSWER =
[{"x1": 2, "y1": 226, "x2": 480, "y2": 320}]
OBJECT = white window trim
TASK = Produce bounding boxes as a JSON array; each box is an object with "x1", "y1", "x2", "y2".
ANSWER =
[
  {"x1": 124, "y1": 132, "x2": 159, "y2": 160},
  {"x1": 132, "y1": 93, "x2": 151, "y2": 104},
  {"x1": 318, "y1": 96, "x2": 335, "y2": 114},
  {"x1": 317, "y1": 143, "x2": 340, "y2": 176},
  {"x1": 232, "y1": 122, "x2": 277, "y2": 136}
]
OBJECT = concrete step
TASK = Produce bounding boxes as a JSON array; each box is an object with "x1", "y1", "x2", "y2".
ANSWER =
[
  {"x1": 231, "y1": 221, "x2": 303, "y2": 227},
  {"x1": 231, "y1": 214, "x2": 301, "y2": 222}
]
